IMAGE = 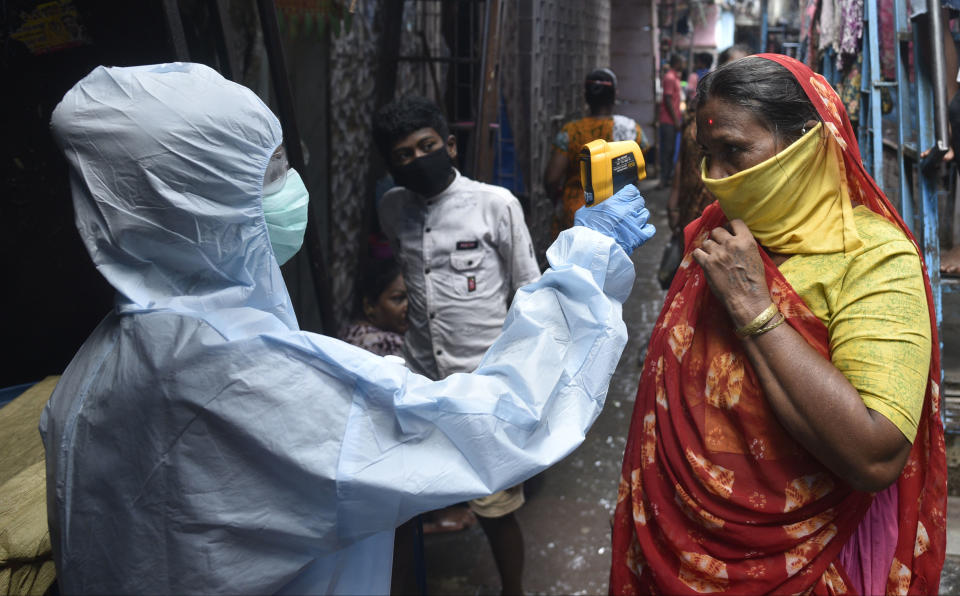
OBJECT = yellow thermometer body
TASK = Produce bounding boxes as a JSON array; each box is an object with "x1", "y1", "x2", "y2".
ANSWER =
[{"x1": 578, "y1": 139, "x2": 646, "y2": 206}]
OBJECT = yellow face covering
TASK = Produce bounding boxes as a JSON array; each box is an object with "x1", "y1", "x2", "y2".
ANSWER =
[{"x1": 700, "y1": 123, "x2": 862, "y2": 254}]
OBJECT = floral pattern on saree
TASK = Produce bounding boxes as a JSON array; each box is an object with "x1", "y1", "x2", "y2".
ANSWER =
[{"x1": 610, "y1": 54, "x2": 946, "y2": 595}]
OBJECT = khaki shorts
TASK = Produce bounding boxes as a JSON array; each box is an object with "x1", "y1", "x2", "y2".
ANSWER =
[{"x1": 468, "y1": 483, "x2": 525, "y2": 518}]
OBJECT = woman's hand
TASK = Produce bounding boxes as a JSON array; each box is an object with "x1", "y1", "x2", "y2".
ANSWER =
[
  {"x1": 692, "y1": 223, "x2": 912, "y2": 493},
  {"x1": 691, "y1": 219, "x2": 772, "y2": 327}
]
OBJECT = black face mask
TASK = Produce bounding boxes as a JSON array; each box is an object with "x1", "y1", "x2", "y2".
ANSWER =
[{"x1": 392, "y1": 147, "x2": 455, "y2": 197}]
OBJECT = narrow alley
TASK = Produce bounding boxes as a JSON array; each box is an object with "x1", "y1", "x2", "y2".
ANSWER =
[{"x1": 2, "y1": 1, "x2": 959, "y2": 594}]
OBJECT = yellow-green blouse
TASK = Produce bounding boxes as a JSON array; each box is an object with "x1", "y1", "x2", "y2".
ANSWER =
[{"x1": 779, "y1": 206, "x2": 931, "y2": 442}]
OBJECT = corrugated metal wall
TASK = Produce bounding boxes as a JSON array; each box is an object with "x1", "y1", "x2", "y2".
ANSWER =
[
  {"x1": 610, "y1": 0, "x2": 657, "y2": 140},
  {"x1": 394, "y1": 1, "x2": 450, "y2": 105},
  {"x1": 501, "y1": 0, "x2": 612, "y2": 258}
]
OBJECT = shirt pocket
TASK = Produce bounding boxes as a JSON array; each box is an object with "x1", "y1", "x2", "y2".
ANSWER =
[
  {"x1": 449, "y1": 251, "x2": 485, "y2": 297},
  {"x1": 450, "y1": 251, "x2": 484, "y2": 271}
]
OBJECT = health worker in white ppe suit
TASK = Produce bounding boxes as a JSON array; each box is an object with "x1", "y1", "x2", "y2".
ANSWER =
[{"x1": 40, "y1": 63, "x2": 655, "y2": 595}]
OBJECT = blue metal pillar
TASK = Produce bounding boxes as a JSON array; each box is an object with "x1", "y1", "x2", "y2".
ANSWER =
[
  {"x1": 913, "y1": 7, "x2": 943, "y2": 328},
  {"x1": 760, "y1": 0, "x2": 768, "y2": 53},
  {"x1": 893, "y1": 0, "x2": 914, "y2": 230},
  {"x1": 859, "y1": 0, "x2": 885, "y2": 195}
]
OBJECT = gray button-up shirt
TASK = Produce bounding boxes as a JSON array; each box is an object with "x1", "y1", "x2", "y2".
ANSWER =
[{"x1": 379, "y1": 170, "x2": 541, "y2": 379}]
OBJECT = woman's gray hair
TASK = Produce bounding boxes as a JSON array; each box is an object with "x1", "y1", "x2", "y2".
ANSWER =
[{"x1": 696, "y1": 57, "x2": 821, "y2": 145}]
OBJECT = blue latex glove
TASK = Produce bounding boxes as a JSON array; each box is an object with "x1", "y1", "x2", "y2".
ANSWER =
[{"x1": 573, "y1": 183, "x2": 656, "y2": 254}]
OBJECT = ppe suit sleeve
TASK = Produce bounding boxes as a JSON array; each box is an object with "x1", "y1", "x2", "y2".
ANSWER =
[{"x1": 318, "y1": 225, "x2": 634, "y2": 546}]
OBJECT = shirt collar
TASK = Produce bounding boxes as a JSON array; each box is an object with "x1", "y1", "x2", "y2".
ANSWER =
[{"x1": 423, "y1": 168, "x2": 463, "y2": 206}]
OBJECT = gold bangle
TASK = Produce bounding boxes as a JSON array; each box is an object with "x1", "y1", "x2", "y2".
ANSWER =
[
  {"x1": 735, "y1": 303, "x2": 778, "y2": 337},
  {"x1": 752, "y1": 312, "x2": 786, "y2": 337}
]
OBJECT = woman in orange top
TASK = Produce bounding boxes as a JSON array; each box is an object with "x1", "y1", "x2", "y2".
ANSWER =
[
  {"x1": 610, "y1": 55, "x2": 945, "y2": 594},
  {"x1": 543, "y1": 68, "x2": 649, "y2": 240}
]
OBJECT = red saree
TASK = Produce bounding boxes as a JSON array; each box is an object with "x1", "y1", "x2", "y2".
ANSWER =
[{"x1": 609, "y1": 54, "x2": 946, "y2": 594}]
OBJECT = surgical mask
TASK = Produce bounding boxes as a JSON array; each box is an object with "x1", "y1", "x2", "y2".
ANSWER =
[
  {"x1": 392, "y1": 147, "x2": 455, "y2": 197},
  {"x1": 262, "y1": 168, "x2": 309, "y2": 265},
  {"x1": 700, "y1": 123, "x2": 862, "y2": 254}
]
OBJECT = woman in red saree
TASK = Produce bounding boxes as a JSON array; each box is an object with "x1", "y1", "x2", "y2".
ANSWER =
[{"x1": 610, "y1": 54, "x2": 946, "y2": 594}]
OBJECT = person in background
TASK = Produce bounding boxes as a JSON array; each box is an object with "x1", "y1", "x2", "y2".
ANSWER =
[
  {"x1": 684, "y1": 52, "x2": 714, "y2": 102},
  {"x1": 341, "y1": 258, "x2": 409, "y2": 358},
  {"x1": 946, "y1": 68, "x2": 960, "y2": 276},
  {"x1": 715, "y1": 43, "x2": 753, "y2": 70},
  {"x1": 611, "y1": 54, "x2": 944, "y2": 594},
  {"x1": 937, "y1": 11, "x2": 960, "y2": 276},
  {"x1": 42, "y1": 62, "x2": 657, "y2": 596},
  {"x1": 340, "y1": 257, "x2": 414, "y2": 594},
  {"x1": 666, "y1": 45, "x2": 751, "y2": 244},
  {"x1": 339, "y1": 258, "x2": 475, "y2": 594},
  {"x1": 374, "y1": 95, "x2": 544, "y2": 595},
  {"x1": 657, "y1": 53, "x2": 686, "y2": 189},
  {"x1": 543, "y1": 68, "x2": 650, "y2": 239}
]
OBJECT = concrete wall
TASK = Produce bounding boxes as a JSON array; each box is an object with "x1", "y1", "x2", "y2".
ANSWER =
[
  {"x1": 610, "y1": 0, "x2": 658, "y2": 139},
  {"x1": 502, "y1": 0, "x2": 613, "y2": 259}
]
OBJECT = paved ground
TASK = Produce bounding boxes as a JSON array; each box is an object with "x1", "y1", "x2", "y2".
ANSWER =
[{"x1": 419, "y1": 180, "x2": 960, "y2": 595}]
